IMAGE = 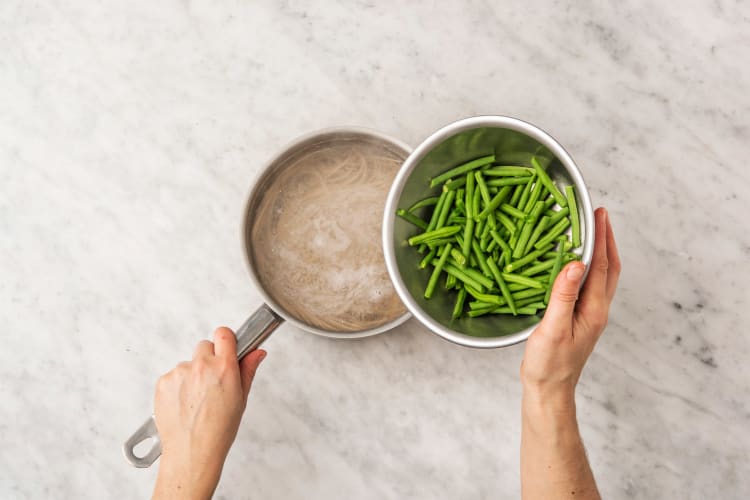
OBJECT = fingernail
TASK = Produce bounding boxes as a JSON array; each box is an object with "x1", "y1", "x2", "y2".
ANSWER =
[
  {"x1": 567, "y1": 264, "x2": 584, "y2": 281},
  {"x1": 258, "y1": 350, "x2": 267, "y2": 362}
]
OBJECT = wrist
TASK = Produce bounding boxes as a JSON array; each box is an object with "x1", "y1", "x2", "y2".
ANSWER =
[
  {"x1": 522, "y1": 386, "x2": 579, "y2": 440},
  {"x1": 154, "y1": 452, "x2": 223, "y2": 500}
]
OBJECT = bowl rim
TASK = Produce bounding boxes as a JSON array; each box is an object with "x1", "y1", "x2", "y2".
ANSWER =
[
  {"x1": 241, "y1": 126, "x2": 413, "y2": 339},
  {"x1": 382, "y1": 115, "x2": 595, "y2": 349}
]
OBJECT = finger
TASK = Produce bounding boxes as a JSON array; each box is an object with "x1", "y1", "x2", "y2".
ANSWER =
[
  {"x1": 213, "y1": 326, "x2": 238, "y2": 360},
  {"x1": 579, "y1": 207, "x2": 609, "y2": 310},
  {"x1": 193, "y1": 340, "x2": 214, "y2": 359},
  {"x1": 539, "y1": 261, "x2": 585, "y2": 338},
  {"x1": 239, "y1": 349, "x2": 267, "y2": 399},
  {"x1": 605, "y1": 212, "x2": 621, "y2": 302}
]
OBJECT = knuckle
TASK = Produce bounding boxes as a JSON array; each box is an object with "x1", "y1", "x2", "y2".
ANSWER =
[
  {"x1": 589, "y1": 313, "x2": 608, "y2": 332},
  {"x1": 192, "y1": 357, "x2": 209, "y2": 373},
  {"x1": 554, "y1": 289, "x2": 579, "y2": 303},
  {"x1": 195, "y1": 340, "x2": 213, "y2": 352},
  {"x1": 594, "y1": 258, "x2": 609, "y2": 272}
]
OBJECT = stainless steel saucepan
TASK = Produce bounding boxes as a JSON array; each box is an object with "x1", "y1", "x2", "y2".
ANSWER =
[{"x1": 123, "y1": 128, "x2": 412, "y2": 467}]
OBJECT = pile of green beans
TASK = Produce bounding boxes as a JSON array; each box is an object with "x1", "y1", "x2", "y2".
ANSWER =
[{"x1": 396, "y1": 154, "x2": 582, "y2": 319}]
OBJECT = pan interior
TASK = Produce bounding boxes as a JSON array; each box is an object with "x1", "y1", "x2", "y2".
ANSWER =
[{"x1": 248, "y1": 132, "x2": 408, "y2": 333}]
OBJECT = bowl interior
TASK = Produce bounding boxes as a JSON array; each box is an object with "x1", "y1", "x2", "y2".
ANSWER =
[{"x1": 389, "y1": 121, "x2": 591, "y2": 345}]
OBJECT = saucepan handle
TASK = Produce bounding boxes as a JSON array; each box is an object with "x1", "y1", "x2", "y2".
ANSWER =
[{"x1": 122, "y1": 303, "x2": 284, "y2": 468}]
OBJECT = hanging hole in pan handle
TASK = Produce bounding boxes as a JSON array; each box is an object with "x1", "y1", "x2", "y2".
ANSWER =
[
  {"x1": 122, "y1": 415, "x2": 161, "y2": 468},
  {"x1": 122, "y1": 303, "x2": 284, "y2": 468}
]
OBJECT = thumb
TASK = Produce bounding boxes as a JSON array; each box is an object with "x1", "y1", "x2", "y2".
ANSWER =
[
  {"x1": 541, "y1": 262, "x2": 585, "y2": 333},
  {"x1": 239, "y1": 349, "x2": 267, "y2": 399}
]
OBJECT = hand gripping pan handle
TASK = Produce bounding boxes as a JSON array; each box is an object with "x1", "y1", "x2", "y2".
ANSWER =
[{"x1": 122, "y1": 304, "x2": 283, "y2": 467}]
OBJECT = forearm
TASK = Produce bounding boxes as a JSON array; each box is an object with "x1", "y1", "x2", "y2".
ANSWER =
[
  {"x1": 152, "y1": 455, "x2": 222, "y2": 500},
  {"x1": 520, "y1": 390, "x2": 600, "y2": 500}
]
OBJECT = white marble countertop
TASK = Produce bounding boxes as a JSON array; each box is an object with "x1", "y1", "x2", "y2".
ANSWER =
[{"x1": 2, "y1": 1, "x2": 749, "y2": 498}]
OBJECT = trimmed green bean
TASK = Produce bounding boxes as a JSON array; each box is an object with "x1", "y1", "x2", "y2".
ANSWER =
[
  {"x1": 525, "y1": 215, "x2": 550, "y2": 255},
  {"x1": 531, "y1": 157, "x2": 567, "y2": 207},
  {"x1": 465, "y1": 288, "x2": 506, "y2": 306},
  {"x1": 505, "y1": 245, "x2": 553, "y2": 273},
  {"x1": 459, "y1": 261, "x2": 494, "y2": 289},
  {"x1": 471, "y1": 186, "x2": 481, "y2": 221},
  {"x1": 496, "y1": 212, "x2": 516, "y2": 235},
  {"x1": 419, "y1": 247, "x2": 437, "y2": 269},
  {"x1": 465, "y1": 172, "x2": 475, "y2": 219},
  {"x1": 507, "y1": 282, "x2": 529, "y2": 292},
  {"x1": 516, "y1": 172, "x2": 536, "y2": 211},
  {"x1": 479, "y1": 222, "x2": 492, "y2": 251},
  {"x1": 460, "y1": 173, "x2": 476, "y2": 259},
  {"x1": 454, "y1": 197, "x2": 466, "y2": 215},
  {"x1": 396, "y1": 209, "x2": 428, "y2": 230},
  {"x1": 524, "y1": 180, "x2": 543, "y2": 214},
  {"x1": 509, "y1": 183, "x2": 524, "y2": 206},
  {"x1": 434, "y1": 190, "x2": 456, "y2": 230},
  {"x1": 430, "y1": 154, "x2": 495, "y2": 188},
  {"x1": 489, "y1": 230, "x2": 513, "y2": 267},
  {"x1": 407, "y1": 196, "x2": 440, "y2": 213},
  {"x1": 534, "y1": 217, "x2": 571, "y2": 250},
  {"x1": 478, "y1": 185, "x2": 512, "y2": 220},
  {"x1": 500, "y1": 203, "x2": 528, "y2": 220},
  {"x1": 461, "y1": 218, "x2": 474, "y2": 260},
  {"x1": 545, "y1": 239, "x2": 566, "y2": 304},
  {"x1": 467, "y1": 305, "x2": 538, "y2": 317},
  {"x1": 419, "y1": 190, "x2": 447, "y2": 252},
  {"x1": 450, "y1": 248, "x2": 466, "y2": 267},
  {"x1": 474, "y1": 172, "x2": 492, "y2": 207},
  {"x1": 565, "y1": 185, "x2": 581, "y2": 248},
  {"x1": 513, "y1": 201, "x2": 545, "y2": 259},
  {"x1": 512, "y1": 222, "x2": 533, "y2": 258},
  {"x1": 444, "y1": 264, "x2": 485, "y2": 291},
  {"x1": 445, "y1": 273, "x2": 457, "y2": 289},
  {"x1": 546, "y1": 206, "x2": 570, "y2": 225},
  {"x1": 520, "y1": 258, "x2": 556, "y2": 276},
  {"x1": 468, "y1": 299, "x2": 505, "y2": 310},
  {"x1": 515, "y1": 296, "x2": 547, "y2": 308},
  {"x1": 501, "y1": 272, "x2": 546, "y2": 289},
  {"x1": 486, "y1": 177, "x2": 533, "y2": 187},
  {"x1": 408, "y1": 225, "x2": 461, "y2": 246},
  {"x1": 509, "y1": 218, "x2": 523, "y2": 249},
  {"x1": 425, "y1": 238, "x2": 457, "y2": 248},
  {"x1": 486, "y1": 211, "x2": 497, "y2": 229},
  {"x1": 511, "y1": 288, "x2": 547, "y2": 301},
  {"x1": 452, "y1": 287, "x2": 467, "y2": 319},
  {"x1": 443, "y1": 177, "x2": 466, "y2": 191},
  {"x1": 474, "y1": 216, "x2": 485, "y2": 241},
  {"x1": 483, "y1": 166, "x2": 534, "y2": 176},
  {"x1": 425, "y1": 191, "x2": 447, "y2": 233},
  {"x1": 486, "y1": 258, "x2": 517, "y2": 315},
  {"x1": 425, "y1": 243, "x2": 452, "y2": 299},
  {"x1": 472, "y1": 240, "x2": 493, "y2": 278}
]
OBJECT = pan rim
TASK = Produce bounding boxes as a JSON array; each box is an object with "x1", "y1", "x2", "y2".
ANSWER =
[{"x1": 240, "y1": 126, "x2": 414, "y2": 339}]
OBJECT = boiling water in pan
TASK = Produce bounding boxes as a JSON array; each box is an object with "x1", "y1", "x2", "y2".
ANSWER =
[{"x1": 250, "y1": 137, "x2": 408, "y2": 332}]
